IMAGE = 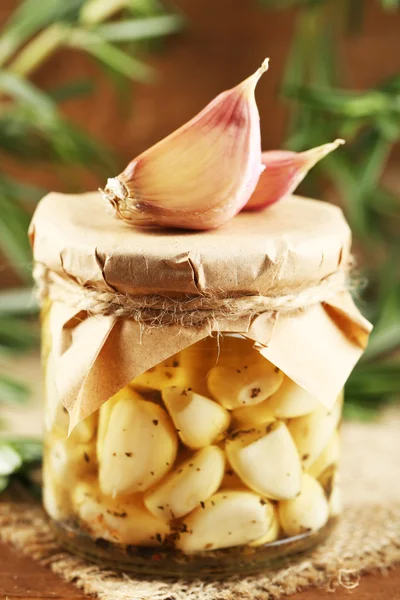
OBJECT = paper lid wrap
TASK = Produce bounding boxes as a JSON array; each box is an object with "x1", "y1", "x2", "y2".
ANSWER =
[{"x1": 30, "y1": 191, "x2": 372, "y2": 428}]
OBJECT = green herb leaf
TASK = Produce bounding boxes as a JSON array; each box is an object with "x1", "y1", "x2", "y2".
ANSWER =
[
  {"x1": 0, "y1": 375, "x2": 30, "y2": 406},
  {"x1": 0, "y1": 317, "x2": 37, "y2": 354},
  {"x1": 0, "y1": 442, "x2": 23, "y2": 476},
  {"x1": 0, "y1": 288, "x2": 38, "y2": 317},
  {"x1": 0, "y1": 70, "x2": 58, "y2": 116},
  {"x1": 0, "y1": 0, "x2": 84, "y2": 67},
  {"x1": 69, "y1": 30, "x2": 154, "y2": 82},
  {"x1": 94, "y1": 15, "x2": 184, "y2": 42},
  {"x1": 8, "y1": 439, "x2": 43, "y2": 465}
]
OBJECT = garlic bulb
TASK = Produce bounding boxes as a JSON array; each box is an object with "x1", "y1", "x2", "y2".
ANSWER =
[
  {"x1": 162, "y1": 386, "x2": 230, "y2": 449},
  {"x1": 278, "y1": 474, "x2": 329, "y2": 536},
  {"x1": 98, "y1": 390, "x2": 178, "y2": 496},
  {"x1": 176, "y1": 490, "x2": 273, "y2": 552},
  {"x1": 102, "y1": 60, "x2": 269, "y2": 230},
  {"x1": 244, "y1": 139, "x2": 345, "y2": 211},
  {"x1": 144, "y1": 446, "x2": 225, "y2": 521},
  {"x1": 225, "y1": 421, "x2": 302, "y2": 500}
]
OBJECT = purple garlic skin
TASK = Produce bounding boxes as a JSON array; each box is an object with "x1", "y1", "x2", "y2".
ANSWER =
[
  {"x1": 243, "y1": 139, "x2": 345, "y2": 211},
  {"x1": 103, "y1": 60, "x2": 269, "y2": 230}
]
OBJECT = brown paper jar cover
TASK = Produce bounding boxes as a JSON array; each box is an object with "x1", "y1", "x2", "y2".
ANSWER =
[
  {"x1": 29, "y1": 191, "x2": 372, "y2": 428},
  {"x1": 31, "y1": 191, "x2": 353, "y2": 297}
]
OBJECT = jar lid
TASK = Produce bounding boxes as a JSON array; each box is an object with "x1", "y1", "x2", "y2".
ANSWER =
[{"x1": 30, "y1": 191, "x2": 351, "y2": 297}]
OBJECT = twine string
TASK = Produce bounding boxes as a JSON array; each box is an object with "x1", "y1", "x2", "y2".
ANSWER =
[{"x1": 33, "y1": 262, "x2": 351, "y2": 327}]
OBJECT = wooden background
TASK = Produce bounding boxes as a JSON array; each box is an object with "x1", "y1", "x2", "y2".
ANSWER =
[{"x1": 1, "y1": 0, "x2": 400, "y2": 288}]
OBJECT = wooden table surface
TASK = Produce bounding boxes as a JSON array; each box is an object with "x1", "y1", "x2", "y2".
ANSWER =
[{"x1": 0, "y1": 540, "x2": 398, "y2": 600}]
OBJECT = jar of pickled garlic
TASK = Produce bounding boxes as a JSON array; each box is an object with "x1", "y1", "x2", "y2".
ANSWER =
[{"x1": 30, "y1": 191, "x2": 371, "y2": 576}]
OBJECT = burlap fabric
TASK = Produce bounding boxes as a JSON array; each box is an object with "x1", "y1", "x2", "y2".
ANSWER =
[{"x1": 1, "y1": 415, "x2": 399, "y2": 600}]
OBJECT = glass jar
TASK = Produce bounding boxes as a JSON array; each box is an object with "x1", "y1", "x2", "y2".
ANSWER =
[{"x1": 42, "y1": 304, "x2": 342, "y2": 577}]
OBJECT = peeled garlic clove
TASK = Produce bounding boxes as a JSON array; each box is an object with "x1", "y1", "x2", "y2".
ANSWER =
[
  {"x1": 132, "y1": 361, "x2": 188, "y2": 391},
  {"x1": 264, "y1": 377, "x2": 321, "y2": 419},
  {"x1": 288, "y1": 398, "x2": 342, "y2": 469},
  {"x1": 212, "y1": 335, "x2": 274, "y2": 369},
  {"x1": 98, "y1": 391, "x2": 178, "y2": 496},
  {"x1": 232, "y1": 398, "x2": 276, "y2": 427},
  {"x1": 207, "y1": 363, "x2": 283, "y2": 410},
  {"x1": 308, "y1": 431, "x2": 340, "y2": 479},
  {"x1": 178, "y1": 338, "x2": 219, "y2": 396},
  {"x1": 249, "y1": 504, "x2": 280, "y2": 546},
  {"x1": 176, "y1": 490, "x2": 272, "y2": 552},
  {"x1": 97, "y1": 385, "x2": 136, "y2": 457},
  {"x1": 102, "y1": 60, "x2": 269, "y2": 231},
  {"x1": 144, "y1": 446, "x2": 225, "y2": 521},
  {"x1": 162, "y1": 387, "x2": 230, "y2": 449},
  {"x1": 73, "y1": 480, "x2": 169, "y2": 546},
  {"x1": 278, "y1": 474, "x2": 329, "y2": 536},
  {"x1": 43, "y1": 462, "x2": 72, "y2": 521},
  {"x1": 70, "y1": 412, "x2": 97, "y2": 444},
  {"x1": 243, "y1": 139, "x2": 345, "y2": 211},
  {"x1": 226, "y1": 421, "x2": 302, "y2": 500},
  {"x1": 44, "y1": 351, "x2": 69, "y2": 435},
  {"x1": 47, "y1": 438, "x2": 97, "y2": 482}
]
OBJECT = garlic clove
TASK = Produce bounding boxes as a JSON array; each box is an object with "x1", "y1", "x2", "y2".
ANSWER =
[
  {"x1": 226, "y1": 421, "x2": 302, "y2": 500},
  {"x1": 162, "y1": 386, "x2": 230, "y2": 449},
  {"x1": 70, "y1": 412, "x2": 98, "y2": 444},
  {"x1": 243, "y1": 139, "x2": 345, "y2": 211},
  {"x1": 47, "y1": 438, "x2": 97, "y2": 482},
  {"x1": 43, "y1": 461, "x2": 72, "y2": 521},
  {"x1": 278, "y1": 473, "x2": 329, "y2": 536},
  {"x1": 144, "y1": 446, "x2": 225, "y2": 521},
  {"x1": 102, "y1": 60, "x2": 269, "y2": 231},
  {"x1": 207, "y1": 363, "x2": 283, "y2": 410},
  {"x1": 288, "y1": 397, "x2": 342, "y2": 469},
  {"x1": 44, "y1": 351, "x2": 69, "y2": 435},
  {"x1": 73, "y1": 479, "x2": 169, "y2": 546},
  {"x1": 212, "y1": 334, "x2": 268, "y2": 367},
  {"x1": 178, "y1": 338, "x2": 219, "y2": 396},
  {"x1": 131, "y1": 359, "x2": 188, "y2": 391},
  {"x1": 176, "y1": 490, "x2": 272, "y2": 552},
  {"x1": 232, "y1": 397, "x2": 276, "y2": 427},
  {"x1": 98, "y1": 390, "x2": 178, "y2": 496},
  {"x1": 307, "y1": 431, "x2": 340, "y2": 479},
  {"x1": 249, "y1": 504, "x2": 280, "y2": 546},
  {"x1": 263, "y1": 376, "x2": 321, "y2": 419},
  {"x1": 96, "y1": 385, "x2": 137, "y2": 458}
]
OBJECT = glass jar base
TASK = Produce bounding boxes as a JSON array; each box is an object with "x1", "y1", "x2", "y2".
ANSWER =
[{"x1": 51, "y1": 517, "x2": 338, "y2": 578}]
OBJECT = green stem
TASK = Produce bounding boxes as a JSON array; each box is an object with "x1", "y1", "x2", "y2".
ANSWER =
[
  {"x1": 79, "y1": 0, "x2": 131, "y2": 25},
  {"x1": 8, "y1": 23, "x2": 70, "y2": 78}
]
